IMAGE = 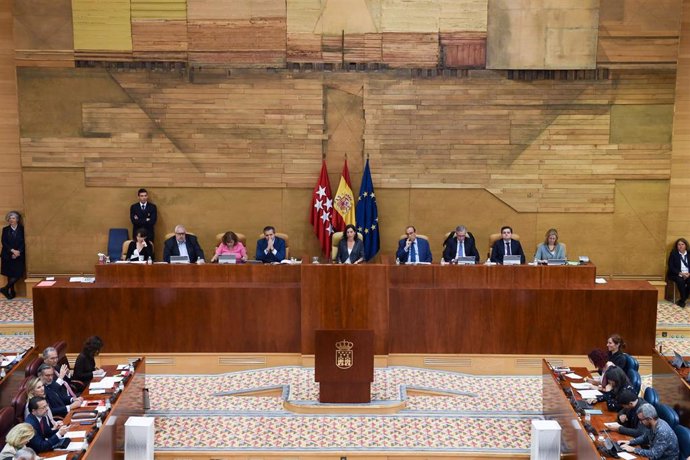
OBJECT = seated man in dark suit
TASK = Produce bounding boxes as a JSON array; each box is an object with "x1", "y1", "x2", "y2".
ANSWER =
[
  {"x1": 163, "y1": 225, "x2": 205, "y2": 263},
  {"x1": 42, "y1": 346, "x2": 82, "y2": 395},
  {"x1": 37, "y1": 364, "x2": 82, "y2": 418},
  {"x1": 25, "y1": 396, "x2": 70, "y2": 454},
  {"x1": 442, "y1": 225, "x2": 480, "y2": 264},
  {"x1": 396, "y1": 226, "x2": 432, "y2": 263},
  {"x1": 255, "y1": 226, "x2": 286, "y2": 263},
  {"x1": 490, "y1": 226, "x2": 525, "y2": 264}
]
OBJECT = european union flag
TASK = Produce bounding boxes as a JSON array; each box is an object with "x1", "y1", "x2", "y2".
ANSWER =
[{"x1": 356, "y1": 159, "x2": 380, "y2": 261}]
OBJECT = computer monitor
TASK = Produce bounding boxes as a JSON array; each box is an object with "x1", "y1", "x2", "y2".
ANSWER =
[
  {"x1": 170, "y1": 255, "x2": 190, "y2": 264},
  {"x1": 546, "y1": 259, "x2": 567, "y2": 266},
  {"x1": 218, "y1": 254, "x2": 237, "y2": 264},
  {"x1": 503, "y1": 255, "x2": 521, "y2": 265},
  {"x1": 455, "y1": 256, "x2": 476, "y2": 265}
]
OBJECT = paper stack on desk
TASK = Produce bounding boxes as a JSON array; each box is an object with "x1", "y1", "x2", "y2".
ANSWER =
[
  {"x1": 89, "y1": 376, "x2": 116, "y2": 390},
  {"x1": 570, "y1": 382, "x2": 595, "y2": 390},
  {"x1": 577, "y1": 389, "x2": 602, "y2": 398}
]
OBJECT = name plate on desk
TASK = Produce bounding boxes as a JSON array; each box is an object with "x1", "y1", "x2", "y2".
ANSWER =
[
  {"x1": 170, "y1": 256, "x2": 190, "y2": 264},
  {"x1": 546, "y1": 259, "x2": 567, "y2": 266}
]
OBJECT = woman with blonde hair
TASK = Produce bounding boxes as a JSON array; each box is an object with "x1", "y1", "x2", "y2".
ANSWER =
[
  {"x1": 24, "y1": 377, "x2": 60, "y2": 428},
  {"x1": 534, "y1": 228, "x2": 567, "y2": 263},
  {"x1": 0, "y1": 423, "x2": 35, "y2": 459}
]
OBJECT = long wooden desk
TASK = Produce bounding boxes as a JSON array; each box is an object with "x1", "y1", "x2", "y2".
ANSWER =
[
  {"x1": 0, "y1": 347, "x2": 34, "y2": 407},
  {"x1": 542, "y1": 360, "x2": 649, "y2": 459},
  {"x1": 33, "y1": 263, "x2": 657, "y2": 356},
  {"x1": 42, "y1": 358, "x2": 146, "y2": 459},
  {"x1": 652, "y1": 348, "x2": 690, "y2": 428}
]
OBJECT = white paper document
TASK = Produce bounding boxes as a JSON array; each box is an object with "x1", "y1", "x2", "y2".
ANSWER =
[
  {"x1": 570, "y1": 382, "x2": 594, "y2": 390},
  {"x1": 89, "y1": 376, "x2": 116, "y2": 390},
  {"x1": 67, "y1": 441, "x2": 86, "y2": 450},
  {"x1": 66, "y1": 430, "x2": 87, "y2": 438},
  {"x1": 577, "y1": 389, "x2": 602, "y2": 398},
  {"x1": 565, "y1": 373, "x2": 582, "y2": 379},
  {"x1": 618, "y1": 453, "x2": 637, "y2": 460}
]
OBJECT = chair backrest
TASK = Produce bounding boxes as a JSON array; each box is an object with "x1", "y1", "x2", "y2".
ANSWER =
[
  {"x1": 488, "y1": 233, "x2": 520, "y2": 257},
  {"x1": 331, "y1": 231, "x2": 364, "y2": 261},
  {"x1": 215, "y1": 232, "x2": 247, "y2": 247},
  {"x1": 0, "y1": 406, "x2": 14, "y2": 445},
  {"x1": 626, "y1": 354, "x2": 639, "y2": 372},
  {"x1": 626, "y1": 368, "x2": 642, "y2": 395},
  {"x1": 107, "y1": 228, "x2": 129, "y2": 262},
  {"x1": 11, "y1": 388, "x2": 28, "y2": 424},
  {"x1": 121, "y1": 239, "x2": 132, "y2": 260},
  {"x1": 442, "y1": 230, "x2": 476, "y2": 248},
  {"x1": 256, "y1": 232, "x2": 290, "y2": 258},
  {"x1": 643, "y1": 386, "x2": 659, "y2": 406},
  {"x1": 674, "y1": 424, "x2": 690, "y2": 459},
  {"x1": 164, "y1": 231, "x2": 196, "y2": 240},
  {"x1": 655, "y1": 403, "x2": 679, "y2": 428},
  {"x1": 24, "y1": 356, "x2": 44, "y2": 378},
  {"x1": 398, "y1": 234, "x2": 429, "y2": 242}
]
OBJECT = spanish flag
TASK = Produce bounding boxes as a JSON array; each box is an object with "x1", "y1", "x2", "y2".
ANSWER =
[{"x1": 334, "y1": 159, "x2": 356, "y2": 227}]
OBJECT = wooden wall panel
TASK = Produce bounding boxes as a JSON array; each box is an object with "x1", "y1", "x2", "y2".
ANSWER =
[
  {"x1": 72, "y1": 0, "x2": 133, "y2": 51},
  {"x1": 666, "y1": 0, "x2": 690, "y2": 245},
  {"x1": 0, "y1": 0, "x2": 24, "y2": 214},
  {"x1": 486, "y1": 0, "x2": 599, "y2": 70},
  {"x1": 598, "y1": 0, "x2": 682, "y2": 66},
  {"x1": 13, "y1": 0, "x2": 74, "y2": 67},
  {"x1": 131, "y1": 0, "x2": 187, "y2": 19}
]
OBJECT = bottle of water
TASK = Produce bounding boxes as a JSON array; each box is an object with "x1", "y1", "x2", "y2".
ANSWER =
[
  {"x1": 0, "y1": 367, "x2": 5, "y2": 379},
  {"x1": 147, "y1": 257, "x2": 152, "y2": 265},
  {"x1": 395, "y1": 257, "x2": 400, "y2": 265}
]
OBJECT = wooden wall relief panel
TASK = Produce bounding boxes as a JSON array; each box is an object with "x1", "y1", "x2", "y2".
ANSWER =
[
  {"x1": 131, "y1": 0, "x2": 188, "y2": 61},
  {"x1": 187, "y1": 0, "x2": 286, "y2": 67},
  {"x1": 13, "y1": 0, "x2": 75, "y2": 67},
  {"x1": 598, "y1": 0, "x2": 681, "y2": 66},
  {"x1": 72, "y1": 0, "x2": 133, "y2": 53},
  {"x1": 364, "y1": 70, "x2": 674, "y2": 212},
  {"x1": 486, "y1": 0, "x2": 599, "y2": 70}
]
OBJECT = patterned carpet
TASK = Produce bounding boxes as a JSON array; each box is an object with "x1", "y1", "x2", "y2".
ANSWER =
[
  {"x1": 0, "y1": 297, "x2": 687, "y2": 452},
  {"x1": 150, "y1": 368, "x2": 539, "y2": 453}
]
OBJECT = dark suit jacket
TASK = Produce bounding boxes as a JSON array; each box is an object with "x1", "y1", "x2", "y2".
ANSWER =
[
  {"x1": 396, "y1": 237, "x2": 432, "y2": 263},
  {"x1": 667, "y1": 249, "x2": 690, "y2": 279},
  {"x1": 336, "y1": 238, "x2": 365, "y2": 264},
  {"x1": 44, "y1": 380, "x2": 72, "y2": 418},
  {"x1": 0, "y1": 225, "x2": 25, "y2": 278},
  {"x1": 255, "y1": 237, "x2": 286, "y2": 263},
  {"x1": 442, "y1": 237, "x2": 480, "y2": 263},
  {"x1": 125, "y1": 240, "x2": 154, "y2": 261},
  {"x1": 26, "y1": 413, "x2": 62, "y2": 453},
  {"x1": 130, "y1": 202, "x2": 158, "y2": 241},
  {"x1": 163, "y1": 235, "x2": 205, "y2": 263},
  {"x1": 490, "y1": 239, "x2": 525, "y2": 264}
]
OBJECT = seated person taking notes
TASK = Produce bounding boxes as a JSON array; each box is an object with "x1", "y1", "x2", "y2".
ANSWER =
[
  {"x1": 336, "y1": 224, "x2": 365, "y2": 264},
  {"x1": 490, "y1": 226, "x2": 525, "y2": 264},
  {"x1": 256, "y1": 226, "x2": 286, "y2": 263},
  {"x1": 442, "y1": 225, "x2": 480, "y2": 264},
  {"x1": 533, "y1": 228, "x2": 566, "y2": 263},
  {"x1": 620, "y1": 403, "x2": 679, "y2": 459},
  {"x1": 211, "y1": 231, "x2": 247, "y2": 263},
  {"x1": 396, "y1": 226, "x2": 432, "y2": 264},
  {"x1": 163, "y1": 225, "x2": 205, "y2": 263},
  {"x1": 668, "y1": 237, "x2": 690, "y2": 308}
]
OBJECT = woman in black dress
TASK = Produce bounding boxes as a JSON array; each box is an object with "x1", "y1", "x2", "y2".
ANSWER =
[
  {"x1": 73, "y1": 336, "x2": 104, "y2": 384},
  {"x1": 1, "y1": 211, "x2": 25, "y2": 299}
]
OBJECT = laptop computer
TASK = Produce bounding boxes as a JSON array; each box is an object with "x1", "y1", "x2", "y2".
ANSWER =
[
  {"x1": 503, "y1": 255, "x2": 521, "y2": 265},
  {"x1": 671, "y1": 350, "x2": 688, "y2": 369},
  {"x1": 218, "y1": 254, "x2": 237, "y2": 264},
  {"x1": 546, "y1": 259, "x2": 567, "y2": 266},
  {"x1": 455, "y1": 256, "x2": 476, "y2": 265},
  {"x1": 170, "y1": 255, "x2": 190, "y2": 264}
]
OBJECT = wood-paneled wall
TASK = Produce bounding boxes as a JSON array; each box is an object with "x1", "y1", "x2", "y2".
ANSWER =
[
  {"x1": 0, "y1": 0, "x2": 24, "y2": 212},
  {"x1": 667, "y1": 0, "x2": 690, "y2": 245}
]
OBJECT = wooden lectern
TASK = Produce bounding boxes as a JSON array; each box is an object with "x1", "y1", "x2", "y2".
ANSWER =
[{"x1": 315, "y1": 329, "x2": 374, "y2": 403}]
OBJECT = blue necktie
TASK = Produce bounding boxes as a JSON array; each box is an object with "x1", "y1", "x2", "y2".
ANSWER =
[{"x1": 410, "y1": 242, "x2": 417, "y2": 262}]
